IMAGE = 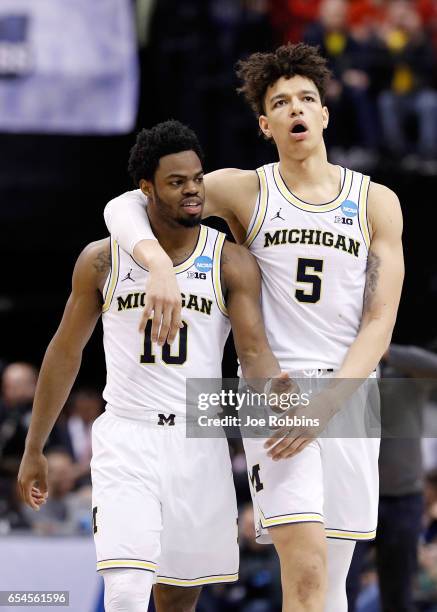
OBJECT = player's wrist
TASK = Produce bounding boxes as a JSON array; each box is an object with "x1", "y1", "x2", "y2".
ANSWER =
[{"x1": 24, "y1": 440, "x2": 45, "y2": 455}]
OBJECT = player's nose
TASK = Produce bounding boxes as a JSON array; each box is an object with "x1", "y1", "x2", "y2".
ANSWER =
[
  {"x1": 289, "y1": 96, "x2": 303, "y2": 116},
  {"x1": 183, "y1": 180, "x2": 199, "y2": 195}
]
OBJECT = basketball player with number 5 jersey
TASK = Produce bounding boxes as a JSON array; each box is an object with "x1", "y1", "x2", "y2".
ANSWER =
[{"x1": 104, "y1": 44, "x2": 404, "y2": 612}]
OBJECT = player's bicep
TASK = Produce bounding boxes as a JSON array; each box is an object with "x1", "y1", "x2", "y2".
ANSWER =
[
  {"x1": 50, "y1": 249, "x2": 102, "y2": 355},
  {"x1": 363, "y1": 187, "x2": 404, "y2": 327}
]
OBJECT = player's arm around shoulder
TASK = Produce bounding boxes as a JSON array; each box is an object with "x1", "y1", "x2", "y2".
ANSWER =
[
  {"x1": 204, "y1": 167, "x2": 259, "y2": 230},
  {"x1": 18, "y1": 239, "x2": 108, "y2": 510},
  {"x1": 220, "y1": 240, "x2": 280, "y2": 380}
]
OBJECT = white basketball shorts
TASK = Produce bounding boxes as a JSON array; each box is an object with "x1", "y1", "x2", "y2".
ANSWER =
[
  {"x1": 91, "y1": 409, "x2": 239, "y2": 586},
  {"x1": 243, "y1": 372, "x2": 380, "y2": 543}
]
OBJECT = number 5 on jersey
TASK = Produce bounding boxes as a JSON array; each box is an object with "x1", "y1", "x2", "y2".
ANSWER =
[
  {"x1": 141, "y1": 320, "x2": 188, "y2": 365},
  {"x1": 295, "y1": 258, "x2": 324, "y2": 304}
]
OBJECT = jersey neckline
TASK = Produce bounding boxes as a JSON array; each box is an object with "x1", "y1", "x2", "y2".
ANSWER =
[
  {"x1": 130, "y1": 225, "x2": 209, "y2": 275},
  {"x1": 273, "y1": 163, "x2": 353, "y2": 212}
]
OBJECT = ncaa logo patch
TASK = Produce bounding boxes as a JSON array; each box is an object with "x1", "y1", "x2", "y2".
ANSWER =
[
  {"x1": 340, "y1": 200, "x2": 358, "y2": 218},
  {"x1": 194, "y1": 255, "x2": 213, "y2": 273}
]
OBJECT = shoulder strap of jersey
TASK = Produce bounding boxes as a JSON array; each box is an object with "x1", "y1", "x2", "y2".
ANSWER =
[
  {"x1": 244, "y1": 166, "x2": 269, "y2": 248},
  {"x1": 212, "y1": 231, "x2": 228, "y2": 317},
  {"x1": 357, "y1": 173, "x2": 371, "y2": 250},
  {"x1": 102, "y1": 237, "x2": 120, "y2": 312}
]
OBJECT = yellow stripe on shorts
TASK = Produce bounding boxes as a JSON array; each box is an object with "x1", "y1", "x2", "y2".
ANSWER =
[
  {"x1": 257, "y1": 504, "x2": 324, "y2": 529},
  {"x1": 157, "y1": 573, "x2": 239, "y2": 587},
  {"x1": 96, "y1": 559, "x2": 157, "y2": 572},
  {"x1": 325, "y1": 528, "x2": 376, "y2": 541}
]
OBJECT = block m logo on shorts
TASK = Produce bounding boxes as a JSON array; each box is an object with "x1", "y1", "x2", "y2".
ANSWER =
[
  {"x1": 158, "y1": 413, "x2": 176, "y2": 426},
  {"x1": 249, "y1": 464, "x2": 264, "y2": 492}
]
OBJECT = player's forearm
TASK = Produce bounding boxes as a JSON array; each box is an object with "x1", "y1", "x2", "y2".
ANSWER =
[
  {"x1": 133, "y1": 239, "x2": 173, "y2": 273},
  {"x1": 336, "y1": 316, "x2": 394, "y2": 379},
  {"x1": 25, "y1": 340, "x2": 82, "y2": 453},
  {"x1": 237, "y1": 344, "x2": 281, "y2": 384},
  {"x1": 104, "y1": 190, "x2": 153, "y2": 256}
]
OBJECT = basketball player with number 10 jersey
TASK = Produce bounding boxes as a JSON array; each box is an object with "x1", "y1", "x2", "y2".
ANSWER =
[{"x1": 19, "y1": 122, "x2": 295, "y2": 612}]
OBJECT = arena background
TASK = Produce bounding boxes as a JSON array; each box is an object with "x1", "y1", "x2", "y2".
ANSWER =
[{"x1": 1, "y1": 1, "x2": 437, "y2": 611}]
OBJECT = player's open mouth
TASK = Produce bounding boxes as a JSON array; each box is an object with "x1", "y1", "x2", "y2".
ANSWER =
[
  {"x1": 290, "y1": 120, "x2": 308, "y2": 141},
  {"x1": 181, "y1": 199, "x2": 202, "y2": 214}
]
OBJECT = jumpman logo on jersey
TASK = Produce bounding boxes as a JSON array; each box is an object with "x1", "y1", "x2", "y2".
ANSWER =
[
  {"x1": 271, "y1": 208, "x2": 285, "y2": 221},
  {"x1": 121, "y1": 268, "x2": 135, "y2": 282}
]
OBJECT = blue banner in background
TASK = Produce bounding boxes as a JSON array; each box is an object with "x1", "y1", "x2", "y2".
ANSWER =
[{"x1": 0, "y1": 0, "x2": 138, "y2": 134}]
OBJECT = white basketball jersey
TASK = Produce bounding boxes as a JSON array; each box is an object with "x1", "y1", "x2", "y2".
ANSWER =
[
  {"x1": 101, "y1": 226, "x2": 230, "y2": 418},
  {"x1": 245, "y1": 163, "x2": 370, "y2": 371}
]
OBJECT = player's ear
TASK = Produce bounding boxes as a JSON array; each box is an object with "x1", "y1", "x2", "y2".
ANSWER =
[
  {"x1": 259, "y1": 115, "x2": 272, "y2": 139},
  {"x1": 322, "y1": 106, "x2": 329, "y2": 130},
  {"x1": 139, "y1": 179, "x2": 153, "y2": 198}
]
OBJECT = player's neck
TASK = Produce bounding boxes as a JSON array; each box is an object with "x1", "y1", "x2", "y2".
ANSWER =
[
  {"x1": 278, "y1": 143, "x2": 335, "y2": 188},
  {"x1": 146, "y1": 209, "x2": 200, "y2": 263}
]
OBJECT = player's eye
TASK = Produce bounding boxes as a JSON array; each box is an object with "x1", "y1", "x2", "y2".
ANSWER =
[
  {"x1": 273, "y1": 99, "x2": 286, "y2": 108},
  {"x1": 304, "y1": 95, "x2": 315, "y2": 102},
  {"x1": 170, "y1": 180, "x2": 183, "y2": 187},
  {"x1": 195, "y1": 176, "x2": 204, "y2": 184}
]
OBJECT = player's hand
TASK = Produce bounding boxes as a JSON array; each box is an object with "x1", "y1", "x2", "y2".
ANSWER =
[
  {"x1": 267, "y1": 372, "x2": 300, "y2": 413},
  {"x1": 139, "y1": 260, "x2": 182, "y2": 346},
  {"x1": 264, "y1": 390, "x2": 335, "y2": 461},
  {"x1": 17, "y1": 450, "x2": 48, "y2": 510}
]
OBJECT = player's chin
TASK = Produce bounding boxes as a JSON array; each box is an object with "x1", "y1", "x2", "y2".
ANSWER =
[{"x1": 177, "y1": 214, "x2": 202, "y2": 228}]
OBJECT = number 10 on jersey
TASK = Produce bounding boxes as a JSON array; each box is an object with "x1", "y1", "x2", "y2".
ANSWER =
[{"x1": 141, "y1": 320, "x2": 188, "y2": 365}]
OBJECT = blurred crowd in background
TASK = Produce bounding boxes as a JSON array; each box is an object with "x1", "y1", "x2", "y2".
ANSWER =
[
  {"x1": 1, "y1": 0, "x2": 437, "y2": 611},
  {"x1": 136, "y1": 0, "x2": 437, "y2": 173}
]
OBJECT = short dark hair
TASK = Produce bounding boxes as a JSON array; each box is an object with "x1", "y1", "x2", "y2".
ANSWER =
[
  {"x1": 236, "y1": 43, "x2": 332, "y2": 116},
  {"x1": 128, "y1": 120, "x2": 204, "y2": 186}
]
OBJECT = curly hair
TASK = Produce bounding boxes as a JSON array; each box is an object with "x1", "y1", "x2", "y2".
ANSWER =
[
  {"x1": 236, "y1": 43, "x2": 332, "y2": 116},
  {"x1": 128, "y1": 120, "x2": 204, "y2": 186}
]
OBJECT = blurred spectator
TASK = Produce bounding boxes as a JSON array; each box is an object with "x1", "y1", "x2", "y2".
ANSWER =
[
  {"x1": 51, "y1": 389, "x2": 103, "y2": 485},
  {"x1": 304, "y1": 0, "x2": 379, "y2": 158},
  {"x1": 348, "y1": 0, "x2": 385, "y2": 32},
  {"x1": 20, "y1": 449, "x2": 92, "y2": 536},
  {"x1": 417, "y1": 0, "x2": 437, "y2": 52},
  {"x1": 416, "y1": 470, "x2": 437, "y2": 608},
  {"x1": 348, "y1": 344, "x2": 437, "y2": 611},
  {"x1": 1, "y1": 362, "x2": 37, "y2": 409},
  {"x1": 0, "y1": 362, "x2": 37, "y2": 478},
  {"x1": 377, "y1": 0, "x2": 437, "y2": 163},
  {"x1": 270, "y1": 0, "x2": 321, "y2": 45}
]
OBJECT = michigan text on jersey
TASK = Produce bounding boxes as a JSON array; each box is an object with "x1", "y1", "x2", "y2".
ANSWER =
[
  {"x1": 116, "y1": 292, "x2": 213, "y2": 315},
  {"x1": 263, "y1": 228, "x2": 360, "y2": 257}
]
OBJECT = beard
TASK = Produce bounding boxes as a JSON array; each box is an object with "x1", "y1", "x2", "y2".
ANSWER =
[
  {"x1": 154, "y1": 191, "x2": 202, "y2": 228},
  {"x1": 176, "y1": 214, "x2": 202, "y2": 228}
]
